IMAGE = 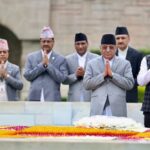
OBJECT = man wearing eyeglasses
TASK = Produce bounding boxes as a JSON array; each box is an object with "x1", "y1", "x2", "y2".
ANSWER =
[
  {"x1": 0, "y1": 38, "x2": 23, "y2": 101},
  {"x1": 24, "y1": 26, "x2": 68, "y2": 101},
  {"x1": 63, "y1": 33, "x2": 98, "y2": 102},
  {"x1": 83, "y1": 34, "x2": 134, "y2": 117}
]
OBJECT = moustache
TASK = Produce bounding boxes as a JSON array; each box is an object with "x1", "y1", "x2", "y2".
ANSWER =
[
  {"x1": 118, "y1": 43, "x2": 123, "y2": 45},
  {"x1": 43, "y1": 45, "x2": 50, "y2": 48}
]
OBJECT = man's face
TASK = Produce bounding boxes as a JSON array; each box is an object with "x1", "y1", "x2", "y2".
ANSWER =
[
  {"x1": 115, "y1": 34, "x2": 130, "y2": 50},
  {"x1": 40, "y1": 38, "x2": 54, "y2": 54},
  {"x1": 75, "y1": 40, "x2": 88, "y2": 56},
  {"x1": 0, "y1": 49, "x2": 9, "y2": 63},
  {"x1": 101, "y1": 44, "x2": 116, "y2": 60}
]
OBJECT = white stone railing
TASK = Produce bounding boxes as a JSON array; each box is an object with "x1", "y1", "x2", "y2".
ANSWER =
[{"x1": 0, "y1": 102, "x2": 143, "y2": 126}]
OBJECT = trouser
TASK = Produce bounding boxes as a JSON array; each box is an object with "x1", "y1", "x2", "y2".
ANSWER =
[{"x1": 144, "y1": 112, "x2": 150, "y2": 128}]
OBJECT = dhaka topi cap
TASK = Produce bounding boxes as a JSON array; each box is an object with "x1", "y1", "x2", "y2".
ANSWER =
[
  {"x1": 101, "y1": 34, "x2": 116, "y2": 45},
  {"x1": 75, "y1": 33, "x2": 87, "y2": 42},
  {"x1": 0, "y1": 38, "x2": 9, "y2": 51},
  {"x1": 115, "y1": 26, "x2": 129, "y2": 35},
  {"x1": 40, "y1": 26, "x2": 54, "y2": 38}
]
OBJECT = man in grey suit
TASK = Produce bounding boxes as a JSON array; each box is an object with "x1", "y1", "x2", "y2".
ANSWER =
[
  {"x1": 63, "y1": 33, "x2": 98, "y2": 101},
  {"x1": 0, "y1": 38, "x2": 23, "y2": 101},
  {"x1": 24, "y1": 26, "x2": 68, "y2": 101},
  {"x1": 83, "y1": 34, "x2": 134, "y2": 117}
]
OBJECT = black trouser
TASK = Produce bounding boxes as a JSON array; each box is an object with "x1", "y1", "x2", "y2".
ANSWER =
[{"x1": 144, "y1": 112, "x2": 150, "y2": 128}]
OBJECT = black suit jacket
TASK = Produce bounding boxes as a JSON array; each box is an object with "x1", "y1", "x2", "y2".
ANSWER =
[{"x1": 116, "y1": 47, "x2": 143, "y2": 102}]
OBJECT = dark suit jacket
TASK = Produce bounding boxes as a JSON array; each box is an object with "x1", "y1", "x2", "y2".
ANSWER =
[{"x1": 116, "y1": 47, "x2": 143, "y2": 102}]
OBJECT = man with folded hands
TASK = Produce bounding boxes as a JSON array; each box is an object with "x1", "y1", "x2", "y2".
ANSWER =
[
  {"x1": 63, "y1": 33, "x2": 98, "y2": 102},
  {"x1": 24, "y1": 26, "x2": 68, "y2": 101},
  {"x1": 83, "y1": 34, "x2": 134, "y2": 117},
  {"x1": 0, "y1": 38, "x2": 23, "y2": 101}
]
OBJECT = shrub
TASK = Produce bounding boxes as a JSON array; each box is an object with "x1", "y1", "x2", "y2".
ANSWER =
[
  {"x1": 138, "y1": 86, "x2": 145, "y2": 103},
  {"x1": 90, "y1": 49, "x2": 101, "y2": 55},
  {"x1": 61, "y1": 96, "x2": 67, "y2": 102},
  {"x1": 139, "y1": 48, "x2": 150, "y2": 56}
]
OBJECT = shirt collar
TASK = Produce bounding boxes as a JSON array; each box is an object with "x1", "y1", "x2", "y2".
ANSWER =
[
  {"x1": 118, "y1": 46, "x2": 128, "y2": 54},
  {"x1": 76, "y1": 52, "x2": 87, "y2": 59},
  {"x1": 103, "y1": 57, "x2": 114, "y2": 63}
]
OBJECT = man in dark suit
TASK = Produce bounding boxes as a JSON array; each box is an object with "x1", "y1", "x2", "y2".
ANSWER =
[{"x1": 115, "y1": 26, "x2": 143, "y2": 102}]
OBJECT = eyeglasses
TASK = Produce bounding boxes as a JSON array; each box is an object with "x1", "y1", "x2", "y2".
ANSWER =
[
  {"x1": 101, "y1": 45, "x2": 115, "y2": 51},
  {"x1": 0, "y1": 51, "x2": 8, "y2": 54}
]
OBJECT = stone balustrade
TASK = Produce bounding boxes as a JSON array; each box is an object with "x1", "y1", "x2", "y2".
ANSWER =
[{"x1": 0, "y1": 102, "x2": 144, "y2": 126}]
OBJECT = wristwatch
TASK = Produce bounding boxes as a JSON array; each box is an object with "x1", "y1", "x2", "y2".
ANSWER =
[{"x1": 6, "y1": 74, "x2": 10, "y2": 78}]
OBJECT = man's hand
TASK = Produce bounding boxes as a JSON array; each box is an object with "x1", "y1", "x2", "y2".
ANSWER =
[
  {"x1": 103, "y1": 63, "x2": 108, "y2": 78},
  {"x1": 0, "y1": 62, "x2": 7, "y2": 78},
  {"x1": 103, "y1": 60, "x2": 112, "y2": 78},
  {"x1": 76, "y1": 67, "x2": 85, "y2": 80},
  {"x1": 42, "y1": 50, "x2": 49, "y2": 67},
  {"x1": 106, "y1": 60, "x2": 112, "y2": 77}
]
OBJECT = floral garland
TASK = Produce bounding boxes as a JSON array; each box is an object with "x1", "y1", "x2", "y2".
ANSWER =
[
  {"x1": 1, "y1": 125, "x2": 150, "y2": 140},
  {"x1": 16, "y1": 126, "x2": 137, "y2": 137},
  {"x1": 0, "y1": 126, "x2": 140, "y2": 139},
  {"x1": 131, "y1": 130, "x2": 150, "y2": 140}
]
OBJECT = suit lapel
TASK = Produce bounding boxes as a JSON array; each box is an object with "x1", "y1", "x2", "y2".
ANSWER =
[
  {"x1": 116, "y1": 47, "x2": 133, "y2": 61},
  {"x1": 74, "y1": 53, "x2": 79, "y2": 68},
  {"x1": 6, "y1": 62, "x2": 13, "y2": 75},
  {"x1": 111, "y1": 56, "x2": 119, "y2": 72},
  {"x1": 98, "y1": 56, "x2": 105, "y2": 72},
  {"x1": 85, "y1": 52, "x2": 90, "y2": 68},
  {"x1": 98, "y1": 56, "x2": 119, "y2": 73},
  {"x1": 36, "y1": 51, "x2": 43, "y2": 64},
  {"x1": 50, "y1": 51, "x2": 56, "y2": 64},
  {"x1": 126, "y1": 47, "x2": 133, "y2": 61}
]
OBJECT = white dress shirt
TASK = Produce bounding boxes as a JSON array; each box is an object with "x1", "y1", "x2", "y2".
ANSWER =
[
  {"x1": 137, "y1": 57, "x2": 150, "y2": 86},
  {"x1": 0, "y1": 61, "x2": 8, "y2": 101},
  {"x1": 77, "y1": 52, "x2": 87, "y2": 68},
  {"x1": 118, "y1": 47, "x2": 128, "y2": 59},
  {"x1": 77, "y1": 52, "x2": 87, "y2": 101},
  {"x1": 40, "y1": 50, "x2": 52, "y2": 102}
]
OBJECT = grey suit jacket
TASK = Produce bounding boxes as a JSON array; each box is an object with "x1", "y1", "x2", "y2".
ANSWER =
[
  {"x1": 83, "y1": 56, "x2": 134, "y2": 117},
  {"x1": 64, "y1": 52, "x2": 98, "y2": 102},
  {"x1": 5, "y1": 62, "x2": 23, "y2": 101},
  {"x1": 24, "y1": 50, "x2": 68, "y2": 101}
]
